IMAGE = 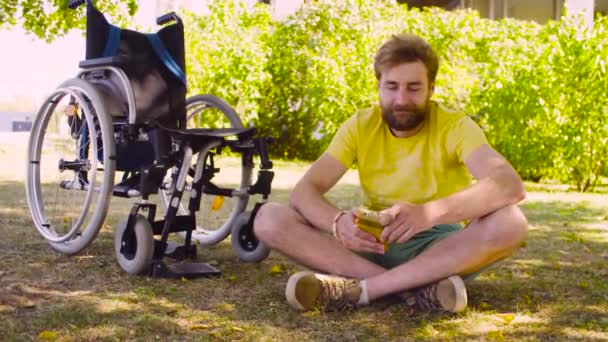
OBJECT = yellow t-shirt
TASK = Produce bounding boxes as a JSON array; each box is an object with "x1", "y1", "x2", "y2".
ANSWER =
[{"x1": 326, "y1": 101, "x2": 488, "y2": 210}]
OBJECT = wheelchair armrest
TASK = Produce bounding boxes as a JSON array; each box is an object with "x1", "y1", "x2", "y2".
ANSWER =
[{"x1": 79, "y1": 56, "x2": 128, "y2": 69}]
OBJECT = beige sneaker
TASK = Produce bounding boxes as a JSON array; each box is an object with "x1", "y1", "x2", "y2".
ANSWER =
[
  {"x1": 404, "y1": 275, "x2": 467, "y2": 313},
  {"x1": 285, "y1": 271, "x2": 362, "y2": 311}
]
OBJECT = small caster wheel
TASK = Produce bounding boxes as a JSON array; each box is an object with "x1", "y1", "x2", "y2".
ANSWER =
[
  {"x1": 115, "y1": 214, "x2": 154, "y2": 275},
  {"x1": 231, "y1": 211, "x2": 270, "y2": 263}
]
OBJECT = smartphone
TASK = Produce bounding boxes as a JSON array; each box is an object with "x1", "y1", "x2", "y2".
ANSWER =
[
  {"x1": 356, "y1": 208, "x2": 387, "y2": 252},
  {"x1": 356, "y1": 207, "x2": 384, "y2": 227}
]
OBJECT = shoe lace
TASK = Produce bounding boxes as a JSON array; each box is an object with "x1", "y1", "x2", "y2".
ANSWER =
[
  {"x1": 318, "y1": 278, "x2": 358, "y2": 311},
  {"x1": 414, "y1": 282, "x2": 443, "y2": 312}
]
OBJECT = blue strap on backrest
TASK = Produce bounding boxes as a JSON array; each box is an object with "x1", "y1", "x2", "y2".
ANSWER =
[
  {"x1": 102, "y1": 24, "x2": 121, "y2": 57},
  {"x1": 146, "y1": 34, "x2": 187, "y2": 86}
]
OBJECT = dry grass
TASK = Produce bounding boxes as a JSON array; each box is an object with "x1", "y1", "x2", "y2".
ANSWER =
[{"x1": 1, "y1": 132, "x2": 607, "y2": 341}]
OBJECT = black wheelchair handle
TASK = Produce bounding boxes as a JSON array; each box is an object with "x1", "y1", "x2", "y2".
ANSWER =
[
  {"x1": 68, "y1": 0, "x2": 86, "y2": 9},
  {"x1": 157, "y1": 12, "x2": 182, "y2": 26}
]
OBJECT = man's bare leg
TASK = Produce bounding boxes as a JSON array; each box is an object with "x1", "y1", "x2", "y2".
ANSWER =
[
  {"x1": 365, "y1": 204, "x2": 528, "y2": 300},
  {"x1": 254, "y1": 202, "x2": 527, "y2": 302},
  {"x1": 253, "y1": 202, "x2": 386, "y2": 279}
]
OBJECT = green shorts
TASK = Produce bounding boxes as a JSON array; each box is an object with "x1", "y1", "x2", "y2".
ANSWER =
[{"x1": 358, "y1": 223, "x2": 485, "y2": 282}]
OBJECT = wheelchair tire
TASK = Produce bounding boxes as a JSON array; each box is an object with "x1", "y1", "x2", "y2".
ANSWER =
[
  {"x1": 231, "y1": 211, "x2": 270, "y2": 263},
  {"x1": 114, "y1": 214, "x2": 155, "y2": 275},
  {"x1": 185, "y1": 94, "x2": 243, "y2": 128},
  {"x1": 25, "y1": 77, "x2": 116, "y2": 255},
  {"x1": 160, "y1": 94, "x2": 253, "y2": 246}
]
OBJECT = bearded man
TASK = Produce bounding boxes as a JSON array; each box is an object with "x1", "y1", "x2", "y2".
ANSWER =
[{"x1": 253, "y1": 34, "x2": 528, "y2": 313}]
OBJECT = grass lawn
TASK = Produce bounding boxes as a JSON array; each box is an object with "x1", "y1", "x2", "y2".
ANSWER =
[{"x1": 1, "y1": 133, "x2": 607, "y2": 341}]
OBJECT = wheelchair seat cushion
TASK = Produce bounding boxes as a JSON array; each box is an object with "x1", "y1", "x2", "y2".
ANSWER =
[
  {"x1": 161, "y1": 127, "x2": 258, "y2": 142},
  {"x1": 181, "y1": 127, "x2": 257, "y2": 138}
]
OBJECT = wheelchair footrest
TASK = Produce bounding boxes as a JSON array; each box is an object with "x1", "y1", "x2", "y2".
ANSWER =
[{"x1": 150, "y1": 261, "x2": 221, "y2": 279}]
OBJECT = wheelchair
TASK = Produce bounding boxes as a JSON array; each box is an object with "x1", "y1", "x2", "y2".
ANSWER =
[{"x1": 24, "y1": 0, "x2": 275, "y2": 278}]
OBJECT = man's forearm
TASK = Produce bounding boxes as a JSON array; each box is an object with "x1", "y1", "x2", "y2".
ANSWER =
[
  {"x1": 426, "y1": 166, "x2": 526, "y2": 225},
  {"x1": 289, "y1": 184, "x2": 341, "y2": 233}
]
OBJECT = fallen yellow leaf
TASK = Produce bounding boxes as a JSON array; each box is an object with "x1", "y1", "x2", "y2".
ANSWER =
[
  {"x1": 215, "y1": 302, "x2": 235, "y2": 312},
  {"x1": 497, "y1": 314, "x2": 515, "y2": 324},
  {"x1": 38, "y1": 330, "x2": 58, "y2": 341},
  {"x1": 269, "y1": 264, "x2": 283, "y2": 275},
  {"x1": 189, "y1": 324, "x2": 210, "y2": 331},
  {"x1": 486, "y1": 330, "x2": 504, "y2": 341},
  {"x1": 207, "y1": 331, "x2": 221, "y2": 337},
  {"x1": 211, "y1": 196, "x2": 225, "y2": 211},
  {"x1": 303, "y1": 310, "x2": 321, "y2": 317}
]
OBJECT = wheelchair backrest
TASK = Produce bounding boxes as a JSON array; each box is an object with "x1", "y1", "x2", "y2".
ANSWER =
[{"x1": 84, "y1": 2, "x2": 186, "y2": 129}]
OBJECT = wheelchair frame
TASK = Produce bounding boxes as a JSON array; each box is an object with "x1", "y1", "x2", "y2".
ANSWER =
[{"x1": 25, "y1": 0, "x2": 275, "y2": 278}]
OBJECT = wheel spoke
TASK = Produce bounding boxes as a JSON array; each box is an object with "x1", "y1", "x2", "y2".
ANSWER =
[{"x1": 159, "y1": 95, "x2": 252, "y2": 246}]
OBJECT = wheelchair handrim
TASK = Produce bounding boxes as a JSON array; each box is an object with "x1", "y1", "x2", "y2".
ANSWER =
[{"x1": 26, "y1": 81, "x2": 114, "y2": 245}]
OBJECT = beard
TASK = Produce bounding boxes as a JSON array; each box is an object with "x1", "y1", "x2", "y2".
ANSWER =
[{"x1": 381, "y1": 100, "x2": 429, "y2": 131}]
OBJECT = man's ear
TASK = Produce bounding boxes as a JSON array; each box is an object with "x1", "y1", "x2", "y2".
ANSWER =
[{"x1": 429, "y1": 82, "x2": 436, "y2": 97}]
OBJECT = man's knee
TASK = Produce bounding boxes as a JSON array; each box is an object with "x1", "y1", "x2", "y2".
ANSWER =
[
  {"x1": 252, "y1": 202, "x2": 292, "y2": 245},
  {"x1": 479, "y1": 205, "x2": 528, "y2": 253}
]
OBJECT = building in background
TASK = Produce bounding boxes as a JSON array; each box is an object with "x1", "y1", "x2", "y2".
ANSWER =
[
  {"x1": 261, "y1": 0, "x2": 607, "y2": 25},
  {"x1": 0, "y1": 112, "x2": 33, "y2": 132},
  {"x1": 75, "y1": 0, "x2": 607, "y2": 29},
  {"x1": 458, "y1": 0, "x2": 607, "y2": 24}
]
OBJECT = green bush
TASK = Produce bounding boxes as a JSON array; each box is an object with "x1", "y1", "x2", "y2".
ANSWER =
[
  {"x1": 184, "y1": 1, "x2": 271, "y2": 126},
  {"x1": 184, "y1": 0, "x2": 608, "y2": 191},
  {"x1": 254, "y1": 0, "x2": 385, "y2": 160},
  {"x1": 469, "y1": 15, "x2": 608, "y2": 191},
  {"x1": 467, "y1": 18, "x2": 552, "y2": 182}
]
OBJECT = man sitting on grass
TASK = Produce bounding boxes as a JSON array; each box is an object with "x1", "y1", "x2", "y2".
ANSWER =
[{"x1": 253, "y1": 33, "x2": 528, "y2": 313}]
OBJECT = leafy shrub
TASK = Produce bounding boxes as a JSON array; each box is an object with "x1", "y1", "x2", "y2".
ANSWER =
[
  {"x1": 184, "y1": 0, "x2": 608, "y2": 191},
  {"x1": 184, "y1": 1, "x2": 271, "y2": 126},
  {"x1": 469, "y1": 15, "x2": 608, "y2": 191}
]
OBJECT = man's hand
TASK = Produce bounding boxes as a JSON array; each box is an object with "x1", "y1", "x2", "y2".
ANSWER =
[
  {"x1": 336, "y1": 211, "x2": 385, "y2": 254},
  {"x1": 380, "y1": 202, "x2": 434, "y2": 244}
]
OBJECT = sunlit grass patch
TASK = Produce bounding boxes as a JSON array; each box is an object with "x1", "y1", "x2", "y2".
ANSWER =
[{"x1": 1, "y1": 161, "x2": 608, "y2": 340}]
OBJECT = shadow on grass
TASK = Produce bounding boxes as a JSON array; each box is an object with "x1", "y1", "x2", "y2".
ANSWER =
[
  {"x1": 521, "y1": 200, "x2": 608, "y2": 226},
  {"x1": 1, "y1": 180, "x2": 608, "y2": 340},
  {"x1": 268, "y1": 183, "x2": 363, "y2": 210}
]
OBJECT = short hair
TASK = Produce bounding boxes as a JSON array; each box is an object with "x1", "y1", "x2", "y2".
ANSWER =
[{"x1": 373, "y1": 34, "x2": 439, "y2": 84}]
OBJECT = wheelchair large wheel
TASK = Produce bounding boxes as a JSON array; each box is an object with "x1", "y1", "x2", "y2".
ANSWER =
[
  {"x1": 185, "y1": 94, "x2": 243, "y2": 128},
  {"x1": 25, "y1": 78, "x2": 116, "y2": 255},
  {"x1": 160, "y1": 95, "x2": 253, "y2": 246},
  {"x1": 231, "y1": 211, "x2": 270, "y2": 263},
  {"x1": 114, "y1": 215, "x2": 154, "y2": 275}
]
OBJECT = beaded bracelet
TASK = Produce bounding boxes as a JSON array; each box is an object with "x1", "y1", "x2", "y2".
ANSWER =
[{"x1": 332, "y1": 211, "x2": 346, "y2": 243}]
